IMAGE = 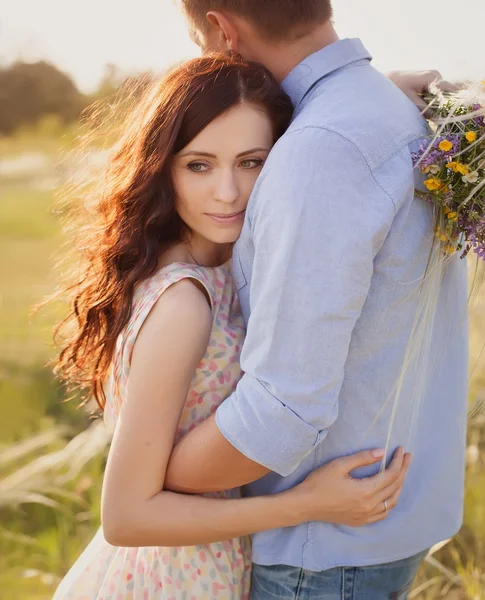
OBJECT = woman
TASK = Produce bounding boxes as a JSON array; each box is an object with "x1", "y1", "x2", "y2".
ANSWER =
[{"x1": 52, "y1": 53, "x2": 410, "y2": 599}]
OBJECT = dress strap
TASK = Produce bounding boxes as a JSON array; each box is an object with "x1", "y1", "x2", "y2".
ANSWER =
[
  {"x1": 104, "y1": 263, "x2": 216, "y2": 425},
  {"x1": 126, "y1": 263, "x2": 216, "y2": 360}
]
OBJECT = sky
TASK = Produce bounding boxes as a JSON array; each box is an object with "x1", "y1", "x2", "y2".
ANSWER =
[{"x1": 1, "y1": 0, "x2": 484, "y2": 92}]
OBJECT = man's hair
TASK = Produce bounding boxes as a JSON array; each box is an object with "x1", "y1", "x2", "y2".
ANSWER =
[{"x1": 182, "y1": 0, "x2": 333, "y2": 41}]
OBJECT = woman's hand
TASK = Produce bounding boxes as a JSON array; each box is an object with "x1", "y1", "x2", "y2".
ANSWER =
[{"x1": 294, "y1": 447, "x2": 411, "y2": 527}]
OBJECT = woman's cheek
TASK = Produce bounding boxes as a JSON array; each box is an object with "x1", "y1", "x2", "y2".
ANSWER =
[{"x1": 241, "y1": 171, "x2": 260, "y2": 204}]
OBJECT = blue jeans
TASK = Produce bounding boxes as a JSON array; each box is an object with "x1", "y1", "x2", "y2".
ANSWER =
[{"x1": 250, "y1": 551, "x2": 428, "y2": 600}]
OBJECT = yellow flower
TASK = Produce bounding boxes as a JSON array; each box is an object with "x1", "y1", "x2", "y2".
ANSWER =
[
  {"x1": 439, "y1": 140, "x2": 453, "y2": 152},
  {"x1": 440, "y1": 233, "x2": 448, "y2": 242},
  {"x1": 447, "y1": 212, "x2": 458, "y2": 220},
  {"x1": 443, "y1": 206, "x2": 451, "y2": 215},
  {"x1": 446, "y1": 161, "x2": 469, "y2": 175},
  {"x1": 466, "y1": 131, "x2": 477, "y2": 143},
  {"x1": 424, "y1": 178, "x2": 443, "y2": 191},
  {"x1": 444, "y1": 244, "x2": 456, "y2": 255}
]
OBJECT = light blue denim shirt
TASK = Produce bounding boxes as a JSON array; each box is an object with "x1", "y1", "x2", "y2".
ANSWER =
[{"x1": 216, "y1": 39, "x2": 469, "y2": 570}]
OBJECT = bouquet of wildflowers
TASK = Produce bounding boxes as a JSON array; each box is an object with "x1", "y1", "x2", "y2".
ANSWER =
[{"x1": 412, "y1": 82, "x2": 485, "y2": 259}]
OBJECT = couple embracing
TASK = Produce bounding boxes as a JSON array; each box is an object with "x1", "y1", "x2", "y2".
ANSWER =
[{"x1": 53, "y1": 1, "x2": 468, "y2": 599}]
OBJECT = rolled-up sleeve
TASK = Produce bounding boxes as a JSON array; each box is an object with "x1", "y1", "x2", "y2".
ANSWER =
[{"x1": 216, "y1": 126, "x2": 397, "y2": 476}]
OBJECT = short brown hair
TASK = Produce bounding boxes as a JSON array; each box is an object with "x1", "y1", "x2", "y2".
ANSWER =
[{"x1": 182, "y1": 0, "x2": 333, "y2": 41}]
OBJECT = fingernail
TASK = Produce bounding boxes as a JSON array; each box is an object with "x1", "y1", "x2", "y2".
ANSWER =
[{"x1": 372, "y1": 449, "x2": 385, "y2": 458}]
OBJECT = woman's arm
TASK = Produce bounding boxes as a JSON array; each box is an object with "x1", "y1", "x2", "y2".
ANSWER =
[{"x1": 102, "y1": 279, "x2": 409, "y2": 548}]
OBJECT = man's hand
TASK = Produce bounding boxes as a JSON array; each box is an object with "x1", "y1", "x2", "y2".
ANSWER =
[{"x1": 387, "y1": 69, "x2": 458, "y2": 116}]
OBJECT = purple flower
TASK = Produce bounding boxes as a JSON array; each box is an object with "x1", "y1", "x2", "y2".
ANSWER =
[
  {"x1": 435, "y1": 134, "x2": 461, "y2": 155},
  {"x1": 412, "y1": 134, "x2": 462, "y2": 169},
  {"x1": 460, "y1": 214, "x2": 485, "y2": 259},
  {"x1": 472, "y1": 104, "x2": 484, "y2": 127}
]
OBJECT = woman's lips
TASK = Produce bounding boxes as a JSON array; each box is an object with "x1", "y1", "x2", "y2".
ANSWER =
[{"x1": 205, "y1": 210, "x2": 246, "y2": 225}]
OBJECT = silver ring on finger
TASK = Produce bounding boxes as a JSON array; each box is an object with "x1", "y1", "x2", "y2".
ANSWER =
[{"x1": 384, "y1": 499, "x2": 389, "y2": 513}]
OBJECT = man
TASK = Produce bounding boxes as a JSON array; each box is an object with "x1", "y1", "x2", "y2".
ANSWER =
[{"x1": 166, "y1": 1, "x2": 469, "y2": 598}]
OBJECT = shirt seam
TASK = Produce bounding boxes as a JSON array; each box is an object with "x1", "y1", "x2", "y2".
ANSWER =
[
  {"x1": 294, "y1": 59, "x2": 371, "y2": 109},
  {"x1": 281, "y1": 125, "x2": 419, "y2": 216}
]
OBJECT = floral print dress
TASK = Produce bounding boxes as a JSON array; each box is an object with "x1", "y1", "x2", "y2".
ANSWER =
[{"x1": 52, "y1": 261, "x2": 251, "y2": 600}]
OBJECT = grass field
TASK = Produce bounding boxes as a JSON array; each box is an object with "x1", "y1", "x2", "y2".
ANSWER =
[
  {"x1": 0, "y1": 178, "x2": 99, "y2": 599},
  {"x1": 1, "y1": 132, "x2": 485, "y2": 599}
]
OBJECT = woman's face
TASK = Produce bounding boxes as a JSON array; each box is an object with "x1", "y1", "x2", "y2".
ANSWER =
[{"x1": 172, "y1": 102, "x2": 273, "y2": 247}]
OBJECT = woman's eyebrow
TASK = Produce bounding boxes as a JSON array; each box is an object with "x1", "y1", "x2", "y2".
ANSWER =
[
  {"x1": 178, "y1": 151, "x2": 217, "y2": 158},
  {"x1": 236, "y1": 148, "x2": 270, "y2": 158},
  {"x1": 178, "y1": 148, "x2": 270, "y2": 159}
]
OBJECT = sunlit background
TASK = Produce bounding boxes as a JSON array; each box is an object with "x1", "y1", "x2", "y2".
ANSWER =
[
  {"x1": 2, "y1": 0, "x2": 484, "y2": 90},
  {"x1": 1, "y1": 2, "x2": 485, "y2": 599}
]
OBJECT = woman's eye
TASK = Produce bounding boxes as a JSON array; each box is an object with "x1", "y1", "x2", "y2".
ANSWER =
[
  {"x1": 240, "y1": 159, "x2": 263, "y2": 169},
  {"x1": 187, "y1": 162, "x2": 210, "y2": 172}
]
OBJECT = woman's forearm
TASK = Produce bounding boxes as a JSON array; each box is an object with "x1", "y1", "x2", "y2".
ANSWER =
[
  {"x1": 103, "y1": 487, "x2": 304, "y2": 547},
  {"x1": 104, "y1": 448, "x2": 411, "y2": 547}
]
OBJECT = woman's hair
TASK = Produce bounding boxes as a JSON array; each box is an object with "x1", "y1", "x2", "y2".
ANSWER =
[{"x1": 54, "y1": 52, "x2": 293, "y2": 410}]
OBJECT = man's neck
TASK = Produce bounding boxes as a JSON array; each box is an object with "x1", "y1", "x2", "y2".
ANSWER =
[{"x1": 247, "y1": 22, "x2": 340, "y2": 84}]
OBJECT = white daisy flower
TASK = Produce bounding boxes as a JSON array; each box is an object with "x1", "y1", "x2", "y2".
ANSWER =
[{"x1": 462, "y1": 171, "x2": 480, "y2": 184}]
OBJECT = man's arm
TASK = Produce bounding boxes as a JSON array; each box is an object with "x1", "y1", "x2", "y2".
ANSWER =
[
  {"x1": 165, "y1": 126, "x2": 397, "y2": 494},
  {"x1": 165, "y1": 413, "x2": 269, "y2": 493}
]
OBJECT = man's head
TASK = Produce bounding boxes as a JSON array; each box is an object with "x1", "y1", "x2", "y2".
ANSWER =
[{"x1": 180, "y1": 1, "x2": 333, "y2": 57}]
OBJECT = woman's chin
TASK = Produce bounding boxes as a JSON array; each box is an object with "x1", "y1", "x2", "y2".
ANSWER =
[{"x1": 207, "y1": 227, "x2": 243, "y2": 246}]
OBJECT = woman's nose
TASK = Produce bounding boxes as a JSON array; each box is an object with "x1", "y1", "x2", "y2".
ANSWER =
[{"x1": 214, "y1": 170, "x2": 239, "y2": 204}]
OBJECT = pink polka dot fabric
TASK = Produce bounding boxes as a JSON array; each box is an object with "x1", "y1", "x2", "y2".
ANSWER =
[{"x1": 53, "y1": 262, "x2": 251, "y2": 599}]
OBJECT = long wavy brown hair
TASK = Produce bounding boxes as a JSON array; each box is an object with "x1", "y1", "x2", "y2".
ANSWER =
[{"x1": 54, "y1": 53, "x2": 293, "y2": 410}]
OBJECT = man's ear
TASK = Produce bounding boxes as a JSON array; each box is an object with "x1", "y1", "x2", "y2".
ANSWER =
[{"x1": 206, "y1": 11, "x2": 240, "y2": 51}]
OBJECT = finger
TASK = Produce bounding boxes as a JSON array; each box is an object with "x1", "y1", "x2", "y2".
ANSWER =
[
  {"x1": 366, "y1": 447, "x2": 405, "y2": 492},
  {"x1": 384, "y1": 479, "x2": 406, "y2": 511},
  {"x1": 374, "y1": 453, "x2": 412, "y2": 504},
  {"x1": 410, "y1": 92, "x2": 441, "y2": 119},
  {"x1": 450, "y1": 80, "x2": 467, "y2": 91},
  {"x1": 337, "y1": 449, "x2": 385, "y2": 473},
  {"x1": 371, "y1": 454, "x2": 412, "y2": 516},
  {"x1": 420, "y1": 70, "x2": 444, "y2": 90},
  {"x1": 360, "y1": 464, "x2": 410, "y2": 524},
  {"x1": 363, "y1": 511, "x2": 389, "y2": 525},
  {"x1": 405, "y1": 91, "x2": 428, "y2": 112},
  {"x1": 432, "y1": 79, "x2": 459, "y2": 93},
  {"x1": 415, "y1": 96, "x2": 435, "y2": 119},
  {"x1": 371, "y1": 476, "x2": 407, "y2": 521},
  {"x1": 373, "y1": 476, "x2": 404, "y2": 513}
]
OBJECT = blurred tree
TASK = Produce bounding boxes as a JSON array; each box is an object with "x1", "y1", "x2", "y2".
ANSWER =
[
  {"x1": 0, "y1": 61, "x2": 87, "y2": 134},
  {"x1": 90, "y1": 63, "x2": 123, "y2": 101}
]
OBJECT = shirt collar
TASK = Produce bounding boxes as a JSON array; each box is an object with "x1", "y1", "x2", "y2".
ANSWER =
[{"x1": 281, "y1": 38, "x2": 372, "y2": 108}]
